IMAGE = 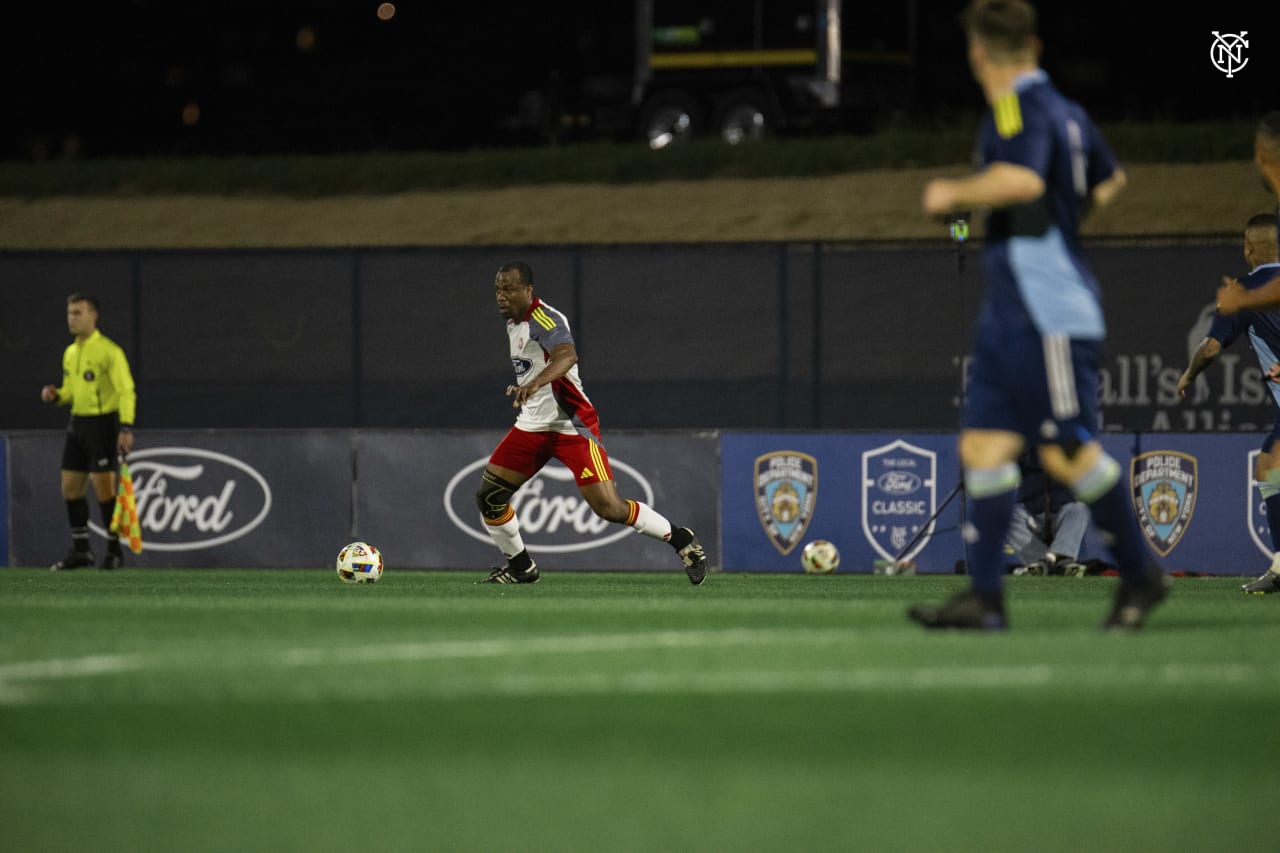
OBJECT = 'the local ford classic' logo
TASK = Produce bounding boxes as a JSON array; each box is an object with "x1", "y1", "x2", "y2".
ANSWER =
[
  {"x1": 88, "y1": 447, "x2": 273, "y2": 551},
  {"x1": 862, "y1": 439, "x2": 936, "y2": 563}
]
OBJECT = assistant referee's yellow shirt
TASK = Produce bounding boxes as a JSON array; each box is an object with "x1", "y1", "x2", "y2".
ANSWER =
[{"x1": 55, "y1": 329, "x2": 137, "y2": 424}]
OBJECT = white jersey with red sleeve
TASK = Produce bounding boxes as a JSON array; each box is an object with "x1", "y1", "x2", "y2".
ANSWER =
[{"x1": 507, "y1": 298, "x2": 601, "y2": 437}]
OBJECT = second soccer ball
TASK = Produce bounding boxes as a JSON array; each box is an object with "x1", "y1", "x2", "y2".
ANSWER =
[{"x1": 800, "y1": 539, "x2": 840, "y2": 574}]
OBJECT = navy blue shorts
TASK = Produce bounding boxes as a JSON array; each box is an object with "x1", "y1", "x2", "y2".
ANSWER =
[{"x1": 962, "y1": 329, "x2": 1101, "y2": 447}]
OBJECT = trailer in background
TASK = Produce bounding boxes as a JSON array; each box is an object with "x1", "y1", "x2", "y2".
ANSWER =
[{"x1": 504, "y1": 0, "x2": 916, "y2": 147}]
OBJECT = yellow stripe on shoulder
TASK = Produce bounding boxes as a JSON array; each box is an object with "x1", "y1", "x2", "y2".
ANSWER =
[
  {"x1": 532, "y1": 308, "x2": 556, "y2": 330},
  {"x1": 994, "y1": 92, "x2": 1023, "y2": 139}
]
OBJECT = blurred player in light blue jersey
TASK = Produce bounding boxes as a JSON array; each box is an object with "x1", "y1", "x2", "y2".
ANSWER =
[
  {"x1": 1178, "y1": 214, "x2": 1280, "y2": 593},
  {"x1": 909, "y1": 0, "x2": 1168, "y2": 630}
]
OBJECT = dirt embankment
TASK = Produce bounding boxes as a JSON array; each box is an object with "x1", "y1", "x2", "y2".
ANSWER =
[{"x1": 0, "y1": 162, "x2": 1265, "y2": 249}]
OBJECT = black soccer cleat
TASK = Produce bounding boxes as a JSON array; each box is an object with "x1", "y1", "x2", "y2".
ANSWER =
[
  {"x1": 101, "y1": 548, "x2": 124, "y2": 570},
  {"x1": 1102, "y1": 571, "x2": 1171, "y2": 631},
  {"x1": 908, "y1": 590, "x2": 1007, "y2": 631},
  {"x1": 1020, "y1": 559, "x2": 1050, "y2": 577},
  {"x1": 479, "y1": 562, "x2": 540, "y2": 584},
  {"x1": 1057, "y1": 560, "x2": 1089, "y2": 578},
  {"x1": 1242, "y1": 571, "x2": 1280, "y2": 595},
  {"x1": 675, "y1": 528, "x2": 708, "y2": 586},
  {"x1": 51, "y1": 550, "x2": 94, "y2": 571}
]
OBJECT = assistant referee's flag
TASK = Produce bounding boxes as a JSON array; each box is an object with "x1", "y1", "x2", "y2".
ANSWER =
[{"x1": 110, "y1": 459, "x2": 143, "y2": 554}]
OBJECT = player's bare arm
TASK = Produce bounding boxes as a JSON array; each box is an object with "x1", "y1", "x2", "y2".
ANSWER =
[
  {"x1": 921, "y1": 162, "x2": 1044, "y2": 216},
  {"x1": 1176, "y1": 336, "x2": 1222, "y2": 399},
  {"x1": 1217, "y1": 273, "x2": 1280, "y2": 315},
  {"x1": 1089, "y1": 168, "x2": 1127, "y2": 209},
  {"x1": 507, "y1": 342, "x2": 578, "y2": 407}
]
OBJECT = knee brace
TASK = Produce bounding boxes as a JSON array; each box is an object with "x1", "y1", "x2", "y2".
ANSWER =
[
  {"x1": 476, "y1": 470, "x2": 519, "y2": 521},
  {"x1": 1259, "y1": 470, "x2": 1280, "y2": 499},
  {"x1": 964, "y1": 462, "x2": 1020, "y2": 499},
  {"x1": 1070, "y1": 452, "x2": 1121, "y2": 504}
]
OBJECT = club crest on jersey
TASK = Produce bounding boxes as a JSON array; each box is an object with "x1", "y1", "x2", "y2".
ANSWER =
[
  {"x1": 862, "y1": 440, "x2": 936, "y2": 563},
  {"x1": 754, "y1": 451, "x2": 817, "y2": 555},
  {"x1": 1130, "y1": 451, "x2": 1197, "y2": 556},
  {"x1": 83, "y1": 370, "x2": 95, "y2": 381},
  {"x1": 1247, "y1": 449, "x2": 1271, "y2": 558},
  {"x1": 511, "y1": 356, "x2": 533, "y2": 376}
]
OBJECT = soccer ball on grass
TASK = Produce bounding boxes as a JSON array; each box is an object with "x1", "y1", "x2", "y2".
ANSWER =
[
  {"x1": 337, "y1": 541, "x2": 383, "y2": 584},
  {"x1": 800, "y1": 539, "x2": 840, "y2": 574}
]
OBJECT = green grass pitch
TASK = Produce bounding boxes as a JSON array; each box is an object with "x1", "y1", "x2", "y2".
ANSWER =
[{"x1": 2, "y1": 568, "x2": 1278, "y2": 853}]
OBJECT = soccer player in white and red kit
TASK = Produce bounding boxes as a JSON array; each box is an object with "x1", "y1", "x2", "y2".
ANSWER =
[{"x1": 475, "y1": 261, "x2": 708, "y2": 584}]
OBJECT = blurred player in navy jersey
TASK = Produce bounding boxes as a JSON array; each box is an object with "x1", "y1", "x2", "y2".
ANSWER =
[
  {"x1": 1219, "y1": 113, "x2": 1280, "y2": 315},
  {"x1": 473, "y1": 261, "x2": 708, "y2": 585},
  {"x1": 909, "y1": 0, "x2": 1168, "y2": 630},
  {"x1": 1179, "y1": 214, "x2": 1280, "y2": 593}
]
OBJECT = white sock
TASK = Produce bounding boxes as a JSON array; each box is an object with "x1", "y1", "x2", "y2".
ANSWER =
[
  {"x1": 483, "y1": 512, "x2": 526, "y2": 559},
  {"x1": 625, "y1": 500, "x2": 673, "y2": 542}
]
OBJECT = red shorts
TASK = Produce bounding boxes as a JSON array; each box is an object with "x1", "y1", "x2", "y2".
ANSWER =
[{"x1": 489, "y1": 427, "x2": 613, "y2": 485}]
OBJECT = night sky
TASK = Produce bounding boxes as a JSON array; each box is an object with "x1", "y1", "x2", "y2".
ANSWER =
[{"x1": 3, "y1": 1, "x2": 1275, "y2": 159}]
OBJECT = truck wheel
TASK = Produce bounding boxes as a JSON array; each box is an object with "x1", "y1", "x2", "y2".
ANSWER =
[
  {"x1": 639, "y1": 92, "x2": 701, "y2": 149},
  {"x1": 714, "y1": 90, "x2": 773, "y2": 144}
]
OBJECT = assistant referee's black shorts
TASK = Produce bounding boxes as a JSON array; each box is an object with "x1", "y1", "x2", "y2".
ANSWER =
[{"x1": 62, "y1": 413, "x2": 120, "y2": 473}]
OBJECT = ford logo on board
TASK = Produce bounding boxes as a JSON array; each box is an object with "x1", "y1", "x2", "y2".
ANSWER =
[
  {"x1": 88, "y1": 447, "x2": 273, "y2": 551},
  {"x1": 443, "y1": 455, "x2": 655, "y2": 553},
  {"x1": 876, "y1": 471, "x2": 922, "y2": 496}
]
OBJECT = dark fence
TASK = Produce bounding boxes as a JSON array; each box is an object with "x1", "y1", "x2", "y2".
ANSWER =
[{"x1": 0, "y1": 238, "x2": 1253, "y2": 433}]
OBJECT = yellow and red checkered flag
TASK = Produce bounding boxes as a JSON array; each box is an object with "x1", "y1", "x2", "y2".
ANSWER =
[{"x1": 110, "y1": 459, "x2": 143, "y2": 554}]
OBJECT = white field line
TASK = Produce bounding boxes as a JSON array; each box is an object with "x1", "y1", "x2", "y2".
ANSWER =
[
  {"x1": 0, "y1": 654, "x2": 147, "y2": 706},
  {"x1": 1, "y1": 596, "x2": 887, "y2": 615},
  {"x1": 277, "y1": 628, "x2": 856, "y2": 665},
  {"x1": 0, "y1": 630, "x2": 1275, "y2": 705},
  {"x1": 478, "y1": 662, "x2": 1269, "y2": 699},
  {"x1": 0, "y1": 653, "x2": 147, "y2": 681}
]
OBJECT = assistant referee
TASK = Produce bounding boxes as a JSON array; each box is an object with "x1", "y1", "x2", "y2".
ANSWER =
[{"x1": 40, "y1": 292, "x2": 137, "y2": 570}]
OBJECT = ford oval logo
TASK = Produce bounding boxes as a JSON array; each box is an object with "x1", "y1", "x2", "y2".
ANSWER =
[
  {"x1": 88, "y1": 447, "x2": 273, "y2": 551},
  {"x1": 444, "y1": 455, "x2": 654, "y2": 553},
  {"x1": 876, "y1": 471, "x2": 921, "y2": 496}
]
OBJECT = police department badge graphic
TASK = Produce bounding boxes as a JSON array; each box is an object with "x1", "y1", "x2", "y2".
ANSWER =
[
  {"x1": 1130, "y1": 451, "x2": 1197, "y2": 556},
  {"x1": 862, "y1": 440, "x2": 936, "y2": 563},
  {"x1": 755, "y1": 451, "x2": 817, "y2": 555}
]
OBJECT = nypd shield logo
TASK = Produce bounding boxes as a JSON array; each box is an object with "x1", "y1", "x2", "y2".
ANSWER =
[
  {"x1": 754, "y1": 452, "x2": 817, "y2": 555},
  {"x1": 1130, "y1": 451, "x2": 1197, "y2": 556},
  {"x1": 1247, "y1": 449, "x2": 1272, "y2": 559},
  {"x1": 862, "y1": 440, "x2": 936, "y2": 563}
]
